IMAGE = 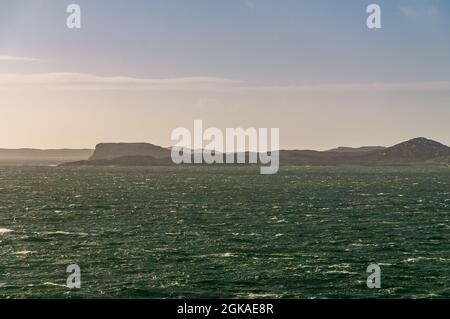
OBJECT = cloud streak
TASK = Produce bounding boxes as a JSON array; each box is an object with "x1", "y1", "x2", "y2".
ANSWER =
[
  {"x1": 0, "y1": 55, "x2": 43, "y2": 62},
  {"x1": 257, "y1": 81, "x2": 450, "y2": 93},
  {"x1": 0, "y1": 73, "x2": 243, "y2": 90},
  {"x1": 400, "y1": 5, "x2": 439, "y2": 18},
  {"x1": 1, "y1": 72, "x2": 450, "y2": 93}
]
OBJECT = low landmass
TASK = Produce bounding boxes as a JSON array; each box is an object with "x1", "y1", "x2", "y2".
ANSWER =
[
  {"x1": 61, "y1": 137, "x2": 450, "y2": 167},
  {"x1": 0, "y1": 148, "x2": 93, "y2": 164},
  {"x1": 89, "y1": 143, "x2": 170, "y2": 160}
]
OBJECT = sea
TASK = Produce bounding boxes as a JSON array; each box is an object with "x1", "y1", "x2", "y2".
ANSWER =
[{"x1": 0, "y1": 165, "x2": 449, "y2": 298}]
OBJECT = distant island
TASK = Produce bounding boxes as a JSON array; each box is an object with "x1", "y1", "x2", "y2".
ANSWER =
[
  {"x1": 57, "y1": 137, "x2": 450, "y2": 167},
  {"x1": 2, "y1": 138, "x2": 449, "y2": 167},
  {"x1": 0, "y1": 148, "x2": 93, "y2": 163}
]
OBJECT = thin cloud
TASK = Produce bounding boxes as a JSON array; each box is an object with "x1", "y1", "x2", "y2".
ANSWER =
[
  {"x1": 400, "y1": 6, "x2": 439, "y2": 18},
  {"x1": 0, "y1": 72, "x2": 243, "y2": 90},
  {"x1": 0, "y1": 55, "x2": 43, "y2": 62},
  {"x1": 244, "y1": 1, "x2": 256, "y2": 9},
  {"x1": 258, "y1": 81, "x2": 450, "y2": 93},
  {"x1": 1, "y1": 72, "x2": 450, "y2": 93}
]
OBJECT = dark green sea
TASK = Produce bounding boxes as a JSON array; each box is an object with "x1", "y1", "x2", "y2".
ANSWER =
[{"x1": 0, "y1": 165, "x2": 449, "y2": 298}]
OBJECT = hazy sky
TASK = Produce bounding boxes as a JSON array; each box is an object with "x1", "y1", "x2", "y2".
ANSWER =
[{"x1": 1, "y1": 0, "x2": 450, "y2": 150}]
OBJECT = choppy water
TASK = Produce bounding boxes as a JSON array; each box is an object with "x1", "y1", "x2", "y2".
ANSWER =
[{"x1": 0, "y1": 165, "x2": 449, "y2": 298}]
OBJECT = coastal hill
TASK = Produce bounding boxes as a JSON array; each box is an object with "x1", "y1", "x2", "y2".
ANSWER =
[
  {"x1": 359, "y1": 137, "x2": 450, "y2": 163},
  {"x1": 62, "y1": 137, "x2": 450, "y2": 167},
  {"x1": 89, "y1": 143, "x2": 171, "y2": 160}
]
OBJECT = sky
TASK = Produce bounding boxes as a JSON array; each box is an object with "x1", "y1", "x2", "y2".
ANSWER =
[{"x1": 0, "y1": 0, "x2": 450, "y2": 150}]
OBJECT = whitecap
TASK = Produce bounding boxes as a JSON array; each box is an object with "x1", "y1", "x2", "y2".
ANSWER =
[
  {"x1": 13, "y1": 250, "x2": 35, "y2": 255},
  {"x1": 0, "y1": 228, "x2": 13, "y2": 235},
  {"x1": 219, "y1": 252, "x2": 236, "y2": 257},
  {"x1": 247, "y1": 293, "x2": 282, "y2": 299},
  {"x1": 378, "y1": 263, "x2": 393, "y2": 266},
  {"x1": 193, "y1": 252, "x2": 237, "y2": 258},
  {"x1": 324, "y1": 270, "x2": 358, "y2": 275},
  {"x1": 38, "y1": 231, "x2": 88, "y2": 236},
  {"x1": 404, "y1": 256, "x2": 436, "y2": 263},
  {"x1": 43, "y1": 282, "x2": 67, "y2": 288},
  {"x1": 165, "y1": 232, "x2": 181, "y2": 236}
]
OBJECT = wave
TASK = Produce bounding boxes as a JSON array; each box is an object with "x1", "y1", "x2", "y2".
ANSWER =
[
  {"x1": 246, "y1": 293, "x2": 283, "y2": 299},
  {"x1": 193, "y1": 252, "x2": 237, "y2": 258},
  {"x1": 43, "y1": 282, "x2": 68, "y2": 288},
  {"x1": 13, "y1": 250, "x2": 35, "y2": 255},
  {"x1": 37, "y1": 231, "x2": 88, "y2": 236},
  {"x1": 0, "y1": 228, "x2": 13, "y2": 235}
]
